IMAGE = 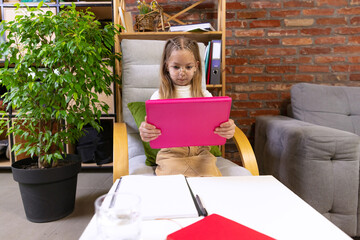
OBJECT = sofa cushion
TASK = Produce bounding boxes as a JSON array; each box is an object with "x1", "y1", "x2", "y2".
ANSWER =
[
  {"x1": 291, "y1": 83, "x2": 360, "y2": 135},
  {"x1": 129, "y1": 154, "x2": 252, "y2": 177}
]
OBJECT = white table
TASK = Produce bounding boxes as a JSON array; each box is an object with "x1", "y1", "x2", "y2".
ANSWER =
[{"x1": 79, "y1": 176, "x2": 351, "y2": 240}]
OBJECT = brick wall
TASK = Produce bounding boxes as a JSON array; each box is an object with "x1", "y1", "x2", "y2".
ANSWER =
[{"x1": 123, "y1": 0, "x2": 360, "y2": 163}]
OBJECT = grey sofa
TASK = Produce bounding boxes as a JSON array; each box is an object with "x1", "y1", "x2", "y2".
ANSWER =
[{"x1": 255, "y1": 83, "x2": 360, "y2": 236}]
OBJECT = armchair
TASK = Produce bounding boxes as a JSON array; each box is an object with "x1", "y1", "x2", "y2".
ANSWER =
[
  {"x1": 113, "y1": 39, "x2": 259, "y2": 183},
  {"x1": 254, "y1": 83, "x2": 360, "y2": 236}
]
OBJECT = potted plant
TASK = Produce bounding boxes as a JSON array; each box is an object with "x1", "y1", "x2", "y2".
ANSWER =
[{"x1": 0, "y1": 2, "x2": 120, "y2": 222}]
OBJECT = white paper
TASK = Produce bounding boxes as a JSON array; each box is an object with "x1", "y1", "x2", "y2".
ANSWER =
[{"x1": 117, "y1": 175, "x2": 198, "y2": 220}]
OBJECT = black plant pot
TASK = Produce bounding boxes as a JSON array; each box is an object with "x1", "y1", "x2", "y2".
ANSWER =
[{"x1": 11, "y1": 154, "x2": 82, "y2": 223}]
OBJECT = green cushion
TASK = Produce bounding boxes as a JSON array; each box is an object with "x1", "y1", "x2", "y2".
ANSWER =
[{"x1": 127, "y1": 101, "x2": 222, "y2": 166}]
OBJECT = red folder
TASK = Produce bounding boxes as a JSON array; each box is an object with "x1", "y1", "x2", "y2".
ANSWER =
[{"x1": 166, "y1": 214, "x2": 275, "y2": 240}]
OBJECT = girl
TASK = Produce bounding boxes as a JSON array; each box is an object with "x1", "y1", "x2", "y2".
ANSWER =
[{"x1": 139, "y1": 36, "x2": 235, "y2": 177}]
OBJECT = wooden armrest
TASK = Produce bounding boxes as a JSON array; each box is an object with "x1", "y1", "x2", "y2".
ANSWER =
[
  {"x1": 233, "y1": 126, "x2": 259, "y2": 176},
  {"x1": 113, "y1": 122, "x2": 129, "y2": 182}
]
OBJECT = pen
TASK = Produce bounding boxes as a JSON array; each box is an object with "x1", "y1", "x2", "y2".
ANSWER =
[
  {"x1": 196, "y1": 194, "x2": 208, "y2": 216},
  {"x1": 110, "y1": 178, "x2": 122, "y2": 208}
]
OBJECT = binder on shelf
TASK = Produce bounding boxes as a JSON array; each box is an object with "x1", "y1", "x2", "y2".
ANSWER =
[
  {"x1": 204, "y1": 41, "x2": 212, "y2": 84},
  {"x1": 209, "y1": 40, "x2": 221, "y2": 85},
  {"x1": 167, "y1": 214, "x2": 275, "y2": 240}
]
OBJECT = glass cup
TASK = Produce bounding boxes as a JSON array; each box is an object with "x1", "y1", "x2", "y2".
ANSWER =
[{"x1": 95, "y1": 193, "x2": 142, "y2": 240}]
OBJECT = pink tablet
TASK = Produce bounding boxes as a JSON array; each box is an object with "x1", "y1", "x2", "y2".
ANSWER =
[{"x1": 146, "y1": 96, "x2": 232, "y2": 149}]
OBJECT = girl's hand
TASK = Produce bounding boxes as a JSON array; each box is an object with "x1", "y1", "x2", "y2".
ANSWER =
[
  {"x1": 139, "y1": 116, "x2": 161, "y2": 142},
  {"x1": 214, "y1": 119, "x2": 235, "y2": 139}
]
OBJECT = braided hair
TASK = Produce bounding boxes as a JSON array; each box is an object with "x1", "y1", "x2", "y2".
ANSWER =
[{"x1": 159, "y1": 36, "x2": 203, "y2": 99}]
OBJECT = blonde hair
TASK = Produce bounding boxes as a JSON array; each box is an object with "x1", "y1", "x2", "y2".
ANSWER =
[{"x1": 159, "y1": 36, "x2": 203, "y2": 99}]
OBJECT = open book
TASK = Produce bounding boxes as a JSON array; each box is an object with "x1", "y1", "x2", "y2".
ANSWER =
[{"x1": 114, "y1": 175, "x2": 201, "y2": 220}]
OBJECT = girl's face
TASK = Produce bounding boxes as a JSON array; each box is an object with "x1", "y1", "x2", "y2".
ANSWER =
[{"x1": 167, "y1": 49, "x2": 198, "y2": 86}]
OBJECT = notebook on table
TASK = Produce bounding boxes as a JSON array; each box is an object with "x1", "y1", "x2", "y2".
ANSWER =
[{"x1": 145, "y1": 96, "x2": 232, "y2": 149}]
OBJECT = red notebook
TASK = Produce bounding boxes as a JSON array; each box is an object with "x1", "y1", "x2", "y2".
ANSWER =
[
  {"x1": 146, "y1": 96, "x2": 231, "y2": 149},
  {"x1": 166, "y1": 214, "x2": 275, "y2": 240}
]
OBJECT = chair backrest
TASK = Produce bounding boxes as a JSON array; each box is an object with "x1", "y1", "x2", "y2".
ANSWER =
[
  {"x1": 121, "y1": 39, "x2": 207, "y2": 158},
  {"x1": 291, "y1": 83, "x2": 360, "y2": 135}
]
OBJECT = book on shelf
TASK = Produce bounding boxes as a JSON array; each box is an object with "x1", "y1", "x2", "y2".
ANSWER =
[
  {"x1": 169, "y1": 23, "x2": 215, "y2": 32},
  {"x1": 167, "y1": 214, "x2": 276, "y2": 240},
  {"x1": 114, "y1": 175, "x2": 204, "y2": 220}
]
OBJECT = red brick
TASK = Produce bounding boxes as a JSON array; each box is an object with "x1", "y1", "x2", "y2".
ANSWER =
[
  {"x1": 233, "y1": 102, "x2": 262, "y2": 109},
  {"x1": 230, "y1": 110, "x2": 248, "y2": 117},
  {"x1": 283, "y1": 57, "x2": 312, "y2": 64},
  {"x1": 250, "y1": 20, "x2": 281, "y2": 28},
  {"x1": 349, "y1": 56, "x2": 360, "y2": 63},
  {"x1": 267, "y1": 84, "x2": 292, "y2": 91},
  {"x1": 227, "y1": 93, "x2": 248, "y2": 101},
  {"x1": 303, "y1": 8, "x2": 335, "y2": 16},
  {"x1": 267, "y1": 48, "x2": 297, "y2": 56},
  {"x1": 235, "y1": 48, "x2": 265, "y2": 56},
  {"x1": 351, "y1": 0, "x2": 360, "y2": 5},
  {"x1": 249, "y1": 93, "x2": 278, "y2": 100},
  {"x1": 270, "y1": 10, "x2": 300, "y2": 17},
  {"x1": 350, "y1": 74, "x2": 360, "y2": 81},
  {"x1": 250, "y1": 109, "x2": 280, "y2": 117},
  {"x1": 334, "y1": 46, "x2": 360, "y2": 53},
  {"x1": 250, "y1": 57, "x2": 281, "y2": 64},
  {"x1": 266, "y1": 101, "x2": 288, "y2": 109},
  {"x1": 335, "y1": 27, "x2": 360, "y2": 34},
  {"x1": 317, "y1": 0, "x2": 348, "y2": 7},
  {"x1": 226, "y1": 57, "x2": 247, "y2": 65},
  {"x1": 235, "y1": 118, "x2": 256, "y2": 126},
  {"x1": 332, "y1": 65, "x2": 351, "y2": 72},
  {"x1": 299, "y1": 65, "x2": 330, "y2": 72},
  {"x1": 235, "y1": 85, "x2": 265, "y2": 92},
  {"x1": 316, "y1": 18, "x2": 347, "y2": 25},
  {"x1": 226, "y1": 38, "x2": 246, "y2": 46},
  {"x1": 252, "y1": 76, "x2": 282, "y2": 82},
  {"x1": 226, "y1": 12, "x2": 236, "y2": 19},
  {"x1": 332, "y1": 65, "x2": 360, "y2": 72},
  {"x1": 350, "y1": 16, "x2": 360, "y2": 25},
  {"x1": 227, "y1": 2, "x2": 247, "y2": 10},
  {"x1": 314, "y1": 36, "x2": 346, "y2": 44},
  {"x1": 300, "y1": 47, "x2": 331, "y2": 55},
  {"x1": 284, "y1": 1, "x2": 315, "y2": 7},
  {"x1": 349, "y1": 36, "x2": 360, "y2": 44},
  {"x1": 338, "y1": 7, "x2": 360, "y2": 15},
  {"x1": 282, "y1": 38, "x2": 312, "y2": 45},
  {"x1": 235, "y1": 66, "x2": 264, "y2": 74},
  {"x1": 249, "y1": 38, "x2": 280, "y2": 46},
  {"x1": 315, "y1": 56, "x2": 346, "y2": 63},
  {"x1": 234, "y1": 29, "x2": 264, "y2": 37},
  {"x1": 250, "y1": 1, "x2": 281, "y2": 9},
  {"x1": 266, "y1": 66, "x2": 297, "y2": 73},
  {"x1": 300, "y1": 28, "x2": 331, "y2": 36},
  {"x1": 226, "y1": 75, "x2": 249, "y2": 83},
  {"x1": 227, "y1": 21, "x2": 247, "y2": 28},
  {"x1": 268, "y1": 29, "x2": 298, "y2": 36},
  {"x1": 284, "y1": 74, "x2": 315, "y2": 82},
  {"x1": 281, "y1": 92, "x2": 291, "y2": 100},
  {"x1": 237, "y1": 11, "x2": 266, "y2": 19}
]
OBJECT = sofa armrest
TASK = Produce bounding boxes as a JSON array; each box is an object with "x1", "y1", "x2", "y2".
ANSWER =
[
  {"x1": 255, "y1": 115, "x2": 360, "y2": 236},
  {"x1": 113, "y1": 122, "x2": 129, "y2": 182},
  {"x1": 233, "y1": 126, "x2": 259, "y2": 176}
]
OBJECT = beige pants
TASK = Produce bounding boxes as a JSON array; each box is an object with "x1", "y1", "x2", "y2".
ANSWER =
[{"x1": 155, "y1": 146, "x2": 222, "y2": 177}]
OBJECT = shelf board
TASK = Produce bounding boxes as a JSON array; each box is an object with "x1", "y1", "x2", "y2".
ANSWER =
[{"x1": 118, "y1": 31, "x2": 222, "y2": 44}]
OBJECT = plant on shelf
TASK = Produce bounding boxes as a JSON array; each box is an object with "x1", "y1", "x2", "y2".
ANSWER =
[
  {"x1": 0, "y1": 2, "x2": 121, "y2": 222},
  {"x1": 135, "y1": 0, "x2": 165, "y2": 32}
]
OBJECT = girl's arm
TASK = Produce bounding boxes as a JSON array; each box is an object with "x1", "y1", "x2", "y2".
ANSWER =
[
  {"x1": 214, "y1": 119, "x2": 236, "y2": 139},
  {"x1": 139, "y1": 116, "x2": 161, "y2": 142}
]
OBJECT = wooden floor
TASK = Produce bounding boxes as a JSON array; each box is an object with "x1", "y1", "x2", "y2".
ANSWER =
[{"x1": 0, "y1": 169, "x2": 113, "y2": 240}]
